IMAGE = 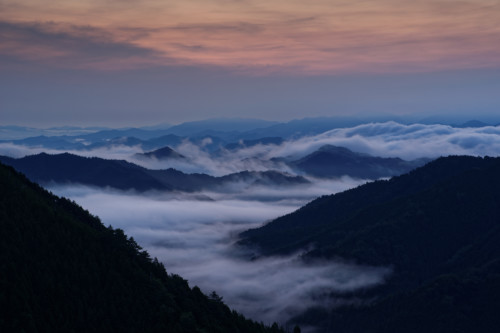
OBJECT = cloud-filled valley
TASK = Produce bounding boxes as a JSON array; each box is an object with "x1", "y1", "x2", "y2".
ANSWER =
[
  {"x1": 47, "y1": 184, "x2": 389, "y2": 326},
  {"x1": 3, "y1": 0, "x2": 500, "y2": 329},
  {"x1": 2, "y1": 120, "x2": 500, "y2": 328}
]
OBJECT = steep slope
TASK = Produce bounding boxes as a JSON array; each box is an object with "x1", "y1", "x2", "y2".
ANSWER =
[
  {"x1": 0, "y1": 162, "x2": 284, "y2": 332},
  {"x1": 241, "y1": 156, "x2": 497, "y2": 257},
  {"x1": 240, "y1": 156, "x2": 500, "y2": 332},
  {"x1": 289, "y1": 145, "x2": 429, "y2": 179}
]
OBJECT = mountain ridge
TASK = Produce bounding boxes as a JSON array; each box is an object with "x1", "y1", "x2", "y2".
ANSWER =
[
  {"x1": 288, "y1": 144, "x2": 429, "y2": 179},
  {"x1": 135, "y1": 146, "x2": 186, "y2": 160},
  {"x1": 0, "y1": 153, "x2": 309, "y2": 192}
]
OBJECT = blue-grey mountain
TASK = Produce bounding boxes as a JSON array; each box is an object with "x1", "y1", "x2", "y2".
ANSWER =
[
  {"x1": 0, "y1": 153, "x2": 308, "y2": 192},
  {"x1": 288, "y1": 145, "x2": 429, "y2": 179}
]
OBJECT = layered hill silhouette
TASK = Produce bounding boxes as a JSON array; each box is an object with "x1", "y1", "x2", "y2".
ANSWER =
[
  {"x1": 288, "y1": 145, "x2": 429, "y2": 179},
  {"x1": 134, "y1": 146, "x2": 186, "y2": 160},
  {"x1": 0, "y1": 153, "x2": 308, "y2": 192},
  {"x1": 240, "y1": 155, "x2": 500, "y2": 332},
  {"x1": 0, "y1": 162, "x2": 285, "y2": 332}
]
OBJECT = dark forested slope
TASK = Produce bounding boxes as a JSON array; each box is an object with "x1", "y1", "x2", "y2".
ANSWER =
[
  {"x1": 0, "y1": 162, "x2": 284, "y2": 332},
  {"x1": 240, "y1": 156, "x2": 500, "y2": 332},
  {"x1": 241, "y1": 156, "x2": 500, "y2": 261}
]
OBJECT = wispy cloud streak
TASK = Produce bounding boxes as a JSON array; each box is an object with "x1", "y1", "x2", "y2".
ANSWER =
[
  {"x1": 0, "y1": 21, "x2": 164, "y2": 70},
  {"x1": 1, "y1": 0, "x2": 499, "y2": 73}
]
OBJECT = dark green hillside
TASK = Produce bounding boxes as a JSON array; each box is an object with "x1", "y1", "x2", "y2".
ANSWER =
[
  {"x1": 0, "y1": 162, "x2": 283, "y2": 333},
  {"x1": 240, "y1": 156, "x2": 500, "y2": 332}
]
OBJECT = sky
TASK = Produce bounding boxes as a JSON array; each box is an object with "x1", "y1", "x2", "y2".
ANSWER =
[{"x1": 1, "y1": 0, "x2": 500, "y2": 126}]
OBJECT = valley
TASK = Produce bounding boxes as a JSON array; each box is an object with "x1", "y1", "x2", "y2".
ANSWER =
[{"x1": 2, "y1": 118, "x2": 500, "y2": 331}]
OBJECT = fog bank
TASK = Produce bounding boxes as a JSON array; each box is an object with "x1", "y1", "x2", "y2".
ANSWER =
[{"x1": 49, "y1": 184, "x2": 389, "y2": 325}]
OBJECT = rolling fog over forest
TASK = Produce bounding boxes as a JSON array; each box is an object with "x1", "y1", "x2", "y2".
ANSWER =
[
  {"x1": 2, "y1": 119, "x2": 500, "y2": 329},
  {"x1": 2, "y1": 0, "x2": 500, "y2": 331},
  {"x1": 47, "y1": 184, "x2": 390, "y2": 325}
]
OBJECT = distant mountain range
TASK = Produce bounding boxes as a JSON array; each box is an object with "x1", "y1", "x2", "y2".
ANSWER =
[
  {"x1": 0, "y1": 125, "x2": 108, "y2": 140},
  {"x1": 288, "y1": 145, "x2": 430, "y2": 179},
  {"x1": 0, "y1": 133, "x2": 186, "y2": 151},
  {"x1": 240, "y1": 155, "x2": 500, "y2": 332},
  {"x1": 0, "y1": 153, "x2": 309, "y2": 192},
  {"x1": 159, "y1": 118, "x2": 278, "y2": 137},
  {"x1": 0, "y1": 161, "x2": 285, "y2": 332},
  {"x1": 223, "y1": 137, "x2": 284, "y2": 151},
  {"x1": 0, "y1": 141, "x2": 433, "y2": 188},
  {"x1": 0, "y1": 142, "x2": 431, "y2": 193},
  {"x1": 237, "y1": 116, "x2": 366, "y2": 140},
  {"x1": 3, "y1": 117, "x2": 498, "y2": 151}
]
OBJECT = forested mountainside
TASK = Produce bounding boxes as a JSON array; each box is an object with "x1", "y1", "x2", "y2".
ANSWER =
[
  {"x1": 0, "y1": 162, "x2": 285, "y2": 333},
  {"x1": 241, "y1": 156, "x2": 500, "y2": 332}
]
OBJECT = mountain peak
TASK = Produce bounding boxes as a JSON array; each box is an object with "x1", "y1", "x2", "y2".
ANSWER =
[
  {"x1": 290, "y1": 145, "x2": 425, "y2": 179},
  {"x1": 136, "y1": 146, "x2": 185, "y2": 160}
]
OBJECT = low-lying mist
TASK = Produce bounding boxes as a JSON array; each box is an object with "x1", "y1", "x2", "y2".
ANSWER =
[
  {"x1": 4, "y1": 121, "x2": 499, "y2": 326},
  {"x1": 48, "y1": 182, "x2": 389, "y2": 326}
]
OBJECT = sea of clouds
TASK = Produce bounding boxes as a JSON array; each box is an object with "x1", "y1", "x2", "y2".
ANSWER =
[
  {"x1": 47, "y1": 184, "x2": 389, "y2": 326},
  {"x1": 2, "y1": 121, "x2": 500, "y2": 326},
  {"x1": 3, "y1": 122, "x2": 500, "y2": 176}
]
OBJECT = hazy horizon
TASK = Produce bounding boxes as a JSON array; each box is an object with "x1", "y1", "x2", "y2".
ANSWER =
[{"x1": 3, "y1": 113, "x2": 500, "y2": 130}]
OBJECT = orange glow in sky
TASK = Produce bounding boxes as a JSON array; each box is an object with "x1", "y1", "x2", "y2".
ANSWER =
[{"x1": 1, "y1": 0, "x2": 500, "y2": 74}]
